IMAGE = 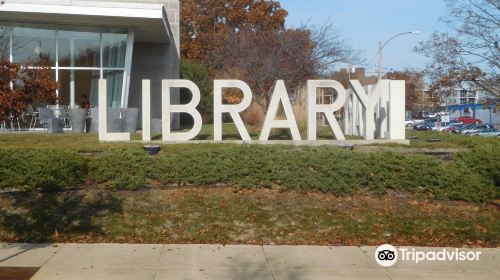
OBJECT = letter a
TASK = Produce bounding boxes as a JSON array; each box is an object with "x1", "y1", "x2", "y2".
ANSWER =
[{"x1": 259, "y1": 80, "x2": 301, "y2": 141}]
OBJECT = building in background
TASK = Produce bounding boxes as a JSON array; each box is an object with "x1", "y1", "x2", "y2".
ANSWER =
[
  {"x1": 0, "y1": 0, "x2": 180, "y2": 127},
  {"x1": 439, "y1": 82, "x2": 499, "y2": 125}
]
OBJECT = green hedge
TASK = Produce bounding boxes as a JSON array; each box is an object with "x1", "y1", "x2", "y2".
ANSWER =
[
  {"x1": 90, "y1": 145, "x2": 497, "y2": 203},
  {"x1": 0, "y1": 149, "x2": 88, "y2": 191},
  {"x1": 1, "y1": 144, "x2": 496, "y2": 202},
  {"x1": 91, "y1": 148, "x2": 151, "y2": 190},
  {"x1": 454, "y1": 143, "x2": 500, "y2": 187}
]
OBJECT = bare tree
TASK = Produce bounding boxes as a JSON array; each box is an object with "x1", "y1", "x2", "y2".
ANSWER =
[
  {"x1": 310, "y1": 23, "x2": 362, "y2": 75},
  {"x1": 212, "y1": 22, "x2": 361, "y2": 113},
  {"x1": 415, "y1": 0, "x2": 500, "y2": 98}
]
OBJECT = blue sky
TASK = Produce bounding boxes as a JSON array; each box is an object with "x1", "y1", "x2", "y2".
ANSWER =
[{"x1": 281, "y1": 0, "x2": 451, "y2": 74}]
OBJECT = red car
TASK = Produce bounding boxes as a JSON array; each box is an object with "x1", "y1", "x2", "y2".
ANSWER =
[{"x1": 454, "y1": 116, "x2": 482, "y2": 124}]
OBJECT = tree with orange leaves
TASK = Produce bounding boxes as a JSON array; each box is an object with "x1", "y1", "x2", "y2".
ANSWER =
[
  {"x1": 181, "y1": 0, "x2": 288, "y2": 64},
  {"x1": 384, "y1": 70, "x2": 428, "y2": 113},
  {"x1": 0, "y1": 59, "x2": 59, "y2": 123}
]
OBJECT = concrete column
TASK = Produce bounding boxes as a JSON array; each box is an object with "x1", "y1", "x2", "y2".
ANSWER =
[{"x1": 388, "y1": 80, "x2": 406, "y2": 140}]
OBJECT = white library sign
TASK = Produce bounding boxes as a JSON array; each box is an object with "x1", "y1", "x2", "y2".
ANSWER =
[{"x1": 97, "y1": 79, "x2": 405, "y2": 142}]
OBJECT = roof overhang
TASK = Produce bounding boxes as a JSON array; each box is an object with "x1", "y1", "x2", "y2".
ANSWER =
[{"x1": 0, "y1": 1, "x2": 171, "y2": 43}]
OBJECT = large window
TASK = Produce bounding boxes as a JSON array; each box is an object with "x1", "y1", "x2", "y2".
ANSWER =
[
  {"x1": 102, "y1": 33, "x2": 127, "y2": 68},
  {"x1": 58, "y1": 30, "x2": 100, "y2": 68},
  {"x1": 0, "y1": 25, "x2": 11, "y2": 60},
  {"x1": 12, "y1": 24, "x2": 56, "y2": 65},
  {"x1": 0, "y1": 22, "x2": 131, "y2": 108},
  {"x1": 58, "y1": 70, "x2": 100, "y2": 108}
]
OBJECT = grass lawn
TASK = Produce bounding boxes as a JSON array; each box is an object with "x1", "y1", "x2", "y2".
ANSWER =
[
  {"x1": 0, "y1": 123, "x2": 363, "y2": 152},
  {"x1": 387, "y1": 129, "x2": 499, "y2": 149},
  {"x1": 0, "y1": 125, "x2": 495, "y2": 152},
  {"x1": 0, "y1": 186, "x2": 498, "y2": 246}
]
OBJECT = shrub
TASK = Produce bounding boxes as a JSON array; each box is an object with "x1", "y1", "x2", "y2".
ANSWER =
[
  {"x1": 91, "y1": 148, "x2": 153, "y2": 190},
  {"x1": 2, "y1": 142, "x2": 496, "y2": 203},
  {"x1": 454, "y1": 142, "x2": 500, "y2": 189},
  {"x1": 89, "y1": 145, "x2": 497, "y2": 203},
  {"x1": 0, "y1": 149, "x2": 87, "y2": 191},
  {"x1": 241, "y1": 102, "x2": 265, "y2": 127}
]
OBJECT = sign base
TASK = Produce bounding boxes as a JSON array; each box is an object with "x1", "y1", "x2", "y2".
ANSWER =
[{"x1": 120, "y1": 139, "x2": 410, "y2": 146}]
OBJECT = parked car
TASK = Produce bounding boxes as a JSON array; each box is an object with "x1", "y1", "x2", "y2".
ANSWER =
[
  {"x1": 445, "y1": 123, "x2": 464, "y2": 133},
  {"x1": 405, "y1": 119, "x2": 415, "y2": 127},
  {"x1": 452, "y1": 124, "x2": 476, "y2": 134},
  {"x1": 431, "y1": 122, "x2": 451, "y2": 132},
  {"x1": 472, "y1": 128, "x2": 500, "y2": 137},
  {"x1": 413, "y1": 123, "x2": 431, "y2": 131},
  {"x1": 413, "y1": 119, "x2": 436, "y2": 131},
  {"x1": 462, "y1": 124, "x2": 494, "y2": 135},
  {"x1": 454, "y1": 116, "x2": 482, "y2": 124},
  {"x1": 419, "y1": 111, "x2": 430, "y2": 119}
]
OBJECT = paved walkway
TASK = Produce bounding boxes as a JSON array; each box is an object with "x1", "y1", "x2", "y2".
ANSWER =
[{"x1": 0, "y1": 243, "x2": 498, "y2": 280}]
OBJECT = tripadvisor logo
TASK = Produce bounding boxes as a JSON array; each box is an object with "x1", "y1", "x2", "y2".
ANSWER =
[
  {"x1": 375, "y1": 244, "x2": 398, "y2": 267},
  {"x1": 374, "y1": 244, "x2": 482, "y2": 267}
]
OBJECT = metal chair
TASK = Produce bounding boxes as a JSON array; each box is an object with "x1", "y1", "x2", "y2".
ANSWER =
[
  {"x1": 27, "y1": 105, "x2": 40, "y2": 129},
  {"x1": 5, "y1": 112, "x2": 23, "y2": 131},
  {"x1": 59, "y1": 105, "x2": 70, "y2": 128}
]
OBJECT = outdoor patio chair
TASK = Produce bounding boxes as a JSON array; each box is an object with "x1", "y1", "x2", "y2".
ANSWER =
[
  {"x1": 28, "y1": 105, "x2": 40, "y2": 129},
  {"x1": 59, "y1": 105, "x2": 70, "y2": 128},
  {"x1": 7, "y1": 113, "x2": 22, "y2": 131}
]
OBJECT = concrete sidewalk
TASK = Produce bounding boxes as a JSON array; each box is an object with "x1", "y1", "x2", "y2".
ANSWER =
[{"x1": 0, "y1": 243, "x2": 498, "y2": 280}]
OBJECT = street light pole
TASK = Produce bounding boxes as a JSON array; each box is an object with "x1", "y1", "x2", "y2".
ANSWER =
[
  {"x1": 378, "y1": 41, "x2": 383, "y2": 80},
  {"x1": 377, "y1": 31, "x2": 420, "y2": 80}
]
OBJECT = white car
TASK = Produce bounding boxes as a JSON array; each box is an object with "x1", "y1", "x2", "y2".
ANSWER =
[
  {"x1": 405, "y1": 119, "x2": 415, "y2": 127},
  {"x1": 431, "y1": 122, "x2": 450, "y2": 132},
  {"x1": 437, "y1": 123, "x2": 455, "y2": 132},
  {"x1": 473, "y1": 128, "x2": 500, "y2": 137},
  {"x1": 462, "y1": 124, "x2": 493, "y2": 135}
]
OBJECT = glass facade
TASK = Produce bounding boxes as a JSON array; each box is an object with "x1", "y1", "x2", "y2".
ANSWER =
[
  {"x1": 102, "y1": 33, "x2": 127, "y2": 68},
  {"x1": 0, "y1": 22, "x2": 130, "y2": 108},
  {"x1": 0, "y1": 25, "x2": 9, "y2": 60},
  {"x1": 12, "y1": 24, "x2": 56, "y2": 65},
  {"x1": 58, "y1": 69, "x2": 100, "y2": 107},
  {"x1": 58, "y1": 30, "x2": 100, "y2": 68}
]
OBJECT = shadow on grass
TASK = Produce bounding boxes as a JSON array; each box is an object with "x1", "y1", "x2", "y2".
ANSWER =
[
  {"x1": 151, "y1": 133, "x2": 256, "y2": 141},
  {"x1": 0, "y1": 190, "x2": 122, "y2": 242},
  {"x1": 193, "y1": 133, "x2": 211, "y2": 140},
  {"x1": 268, "y1": 129, "x2": 293, "y2": 140}
]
